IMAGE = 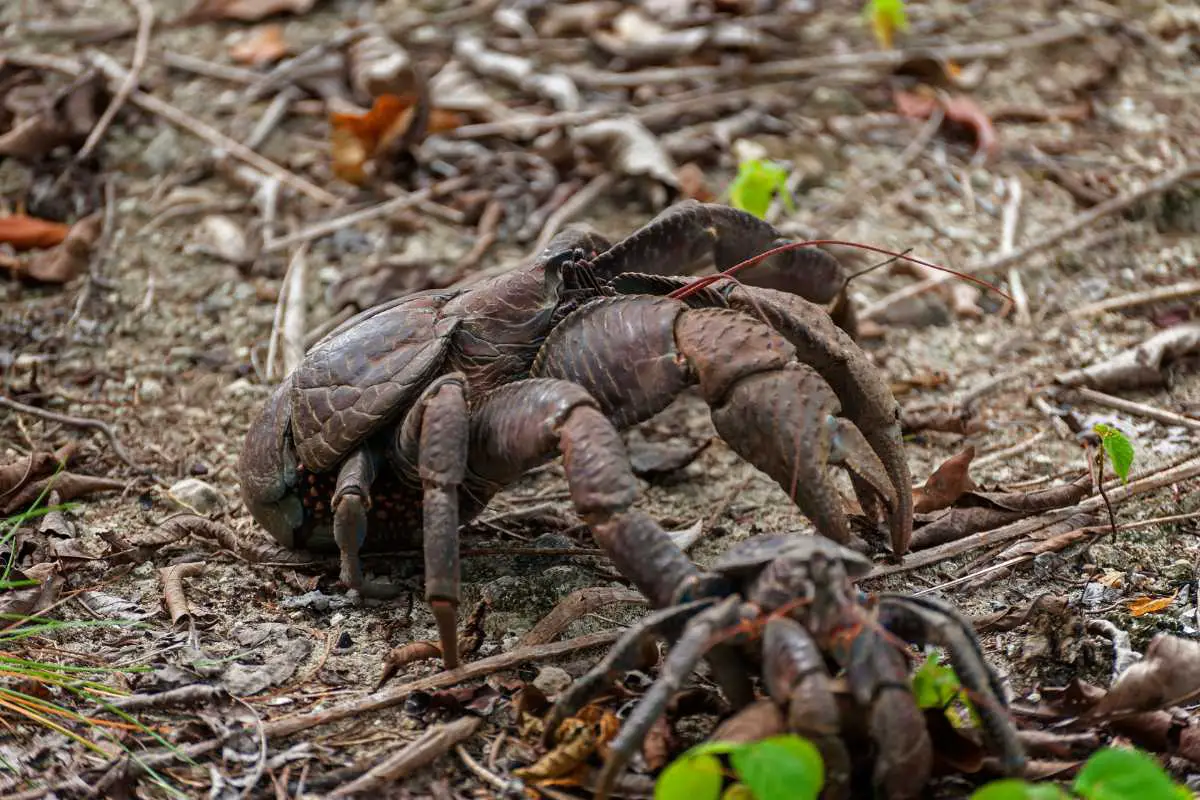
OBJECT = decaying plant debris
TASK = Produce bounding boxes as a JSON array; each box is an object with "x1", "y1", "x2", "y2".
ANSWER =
[{"x1": 1, "y1": 0, "x2": 1199, "y2": 797}]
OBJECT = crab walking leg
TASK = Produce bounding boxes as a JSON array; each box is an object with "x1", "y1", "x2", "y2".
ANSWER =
[
  {"x1": 877, "y1": 593, "x2": 1026, "y2": 776},
  {"x1": 468, "y1": 379, "x2": 701, "y2": 609},
  {"x1": 594, "y1": 595, "x2": 746, "y2": 800},
  {"x1": 762, "y1": 616, "x2": 852, "y2": 799},
  {"x1": 542, "y1": 599, "x2": 718, "y2": 748},
  {"x1": 587, "y1": 200, "x2": 848, "y2": 307},
  {"x1": 330, "y1": 445, "x2": 402, "y2": 599},
  {"x1": 532, "y1": 296, "x2": 897, "y2": 548},
  {"x1": 393, "y1": 375, "x2": 470, "y2": 668}
]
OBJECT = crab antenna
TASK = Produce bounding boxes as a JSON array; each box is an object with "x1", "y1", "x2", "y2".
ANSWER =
[{"x1": 668, "y1": 239, "x2": 1013, "y2": 304}]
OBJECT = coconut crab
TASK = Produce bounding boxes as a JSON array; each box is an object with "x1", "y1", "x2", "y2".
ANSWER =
[
  {"x1": 542, "y1": 534, "x2": 1026, "y2": 799},
  {"x1": 237, "y1": 201, "x2": 913, "y2": 668}
]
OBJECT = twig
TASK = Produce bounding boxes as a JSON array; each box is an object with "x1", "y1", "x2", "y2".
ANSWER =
[
  {"x1": 0, "y1": 395, "x2": 157, "y2": 481},
  {"x1": 456, "y1": 743, "x2": 520, "y2": 793},
  {"x1": 454, "y1": 200, "x2": 504, "y2": 273},
  {"x1": 866, "y1": 454, "x2": 1200, "y2": 580},
  {"x1": 1065, "y1": 279, "x2": 1200, "y2": 319},
  {"x1": 58, "y1": 50, "x2": 340, "y2": 205},
  {"x1": 862, "y1": 162, "x2": 1200, "y2": 321},
  {"x1": 262, "y1": 176, "x2": 470, "y2": 253},
  {"x1": 1068, "y1": 386, "x2": 1200, "y2": 431},
  {"x1": 567, "y1": 21, "x2": 1094, "y2": 88},
  {"x1": 532, "y1": 173, "x2": 616, "y2": 254},
  {"x1": 266, "y1": 244, "x2": 309, "y2": 382},
  {"x1": 520, "y1": 587, "x2": 646, "y2": 647},
  {"x1": 158, "y1": 51, "x2": 259, "y2": 84},
  {"x1": 241, "y1": 28, "x2": 370, "y2": 103},
  {"x1": 76, "y1": 0, "x2": 152, "y2": 162},
  {"x1": 1001, "y1": 176, "x2": 1030, "y2": 325},
  {"x1": 971, "y1": 430, "x2": 1051, "y2": 468},
  {"x1": 328, "y1": 717, "x2": 482, "y2": 798}
]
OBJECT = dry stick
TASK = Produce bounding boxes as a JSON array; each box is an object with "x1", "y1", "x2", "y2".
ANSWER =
[
  {"x1": 532, "y1": 173, "x2": 617, "y2": 255},
  {"x1": 862, "y1": 161, "x2": 1200, "y2": 321},
  {"x1": 1002, "y1": 176, "x2": 1030, "y2": 325},
  {"x1": 0, "y1": 396, "x2": 156, "y2": 480},
  {"x1": 262, "y1": 176, "x2": 470, "y2": 253},
  {"x1": 265, "y1": 244, "x2": 309, "y2": 382},
  {"x1": 916, "y1": 510, "x2": 1200, "y2": 596},
  {"x1": 65, "y1": 51, "x2": 339, "y2": 205},
  {"x1": 520, "y1": 587, "x2": 646, "y2": 647},
  {"x1": 328, "y1": 717, "x2": 482, "y2": 798},
  {"x1": 568, "y1": 21, "x2": 1093, "y2": 88},
  {"x1": 867, "y1": 454, "x2": 1200, "y2": 580},
  {"x1": 1069, "y1": 386, "x2": 1200, "y2": 431},
  {"x1": 972, "y1": 430, "x2": 1052, "y2": 468},
  {"x1": 1065, "y1": 279, "x2": 1200, "y2": 319},
  {"x1": 75, "y1": 0, "x2": 152, "y2": 162},
  {"x1": 158, "y1": 51, "x2": 260, "y2": 84},
  {"x1": 454, "y1": 199, "x2": 504, "y2": 272}
]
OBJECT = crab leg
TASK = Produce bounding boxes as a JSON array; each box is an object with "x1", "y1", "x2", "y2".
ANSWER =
[
  {"x1": 762, "y1": 616, "x2": 852, "y2": 799},
  {"x1": 330, "y1": 445, "x2": 400, "y2": 599},
  {"x1": 542, "y1": 598, "x2": 718, "y2": 748},
  {"x1": 467, "y1": 378, "x2": 702, "y2": 609},
  {"x1": 877, "y1": 593, "x2": 1026, "y2": 776},
  {"x1": 594, "y1": 595, "x2": 745, "y2": 800}
]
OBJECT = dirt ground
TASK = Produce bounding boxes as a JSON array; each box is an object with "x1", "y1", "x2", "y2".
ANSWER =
[{"x1": 2, "y1": 0, "x2": 1199, "y2": 798}]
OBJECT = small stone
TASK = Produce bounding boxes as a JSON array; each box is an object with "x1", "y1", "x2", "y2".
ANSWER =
[
  {"x1": 141, "y1": 127, "x2": 180, "y2": 173},
  {"x1": 139, "y1": 378, "x2": 164, "y2": 402},
  {"x1": 335, "y1": 631, "x2": 353, "y2": 650},
  {"x1": 189, "y1": 462, "x2": 209, "y2": 476},
  {"x1": 168, "y1": 478, "x2": 225, "y2": 515},
  {"x1": 532, "y1": 666, "x2": 571, "y2": 696}
]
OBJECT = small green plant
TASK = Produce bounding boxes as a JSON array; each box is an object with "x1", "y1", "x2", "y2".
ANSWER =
[
  {"x1": 1092, "y1": 423, "x2": 1134, "y2": 483},
  {"x1": 863, "y1": 0, "x2": 909, "y2": 49},
  {"x1": 727, "y1": 158, "x2": 794, "y2": 220},
  {"x1": 971, "y1": 746, "x2": 1191, "y2": 800},
  {"x1": 655, "y1": 734, "x2": 824, "y2": 800}
]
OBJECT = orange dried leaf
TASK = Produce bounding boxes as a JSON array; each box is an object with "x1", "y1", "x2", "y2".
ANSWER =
[
  {"x1": 0, "y1": 215, "x2": 71, "y2": 251},
  {"x1": 229, "y1": 24, "x2": 289, "y2": 66},
  {"x1": 1128, "y1": 592, "x2": 1177, "y2": 617},
  {"x1": 329, "y1": 94, "x2": 463, "y2": 185}
]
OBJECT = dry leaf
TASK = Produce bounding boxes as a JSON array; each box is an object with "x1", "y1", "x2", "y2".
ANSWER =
[
  {"x1": 193, "y1": 215, "x2": 250, "y2": 264},
  {"x1": 573, "y1": 117, "x2": 679, "y2": 193},
  {"x1": 0, "y1": 215, "x2": 71, "y2": 251},
  {"x1": 894, "y1": 89, "x2": 999, "y2": 162},
  {"x1": 913, "y1": 445, "x2": 976, "y2": 513},
  {"x1": 181, "y1": 0, "x2": 318, "y2": 23},
  {"x1": 1092, "y1": 634, "x2": 1200, "y2": 717},
  {"x1": 1128, "y1": 592, "x2": 1177, "y2": 617},
  {"x1": 330, "y1": 94, "x2": 463, "y2": 185},
  {"x1": 348, "y1": 28, "x2": 416, "y2": 100},
  {"x1": 516, "y1": 704, "x2": 620, "y2": 784},
  {"x1": 1055, "y1": 323, "x2": 1200, "y2": 391},
  {"x1": 229, "y1": 24, "x2": 289, "y2": 66},
  {"x1": 17, "y1": 212, "x2": 103, "y2": 284}
]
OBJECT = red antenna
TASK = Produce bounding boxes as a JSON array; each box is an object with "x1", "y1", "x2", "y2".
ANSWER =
[{"x1": 669, "y1": 239, "x2": 1013, "y2": 303}]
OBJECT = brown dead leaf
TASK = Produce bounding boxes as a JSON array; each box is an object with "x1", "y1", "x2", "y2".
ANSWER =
[
  {"x1": 516, "y1": 704, "x2": 620, "y2": 784},
  {"x1": 894, "y1": 89, "x2": 999, "y2": 162},
  {"x1": 1092, "y1": 635, "x2": 1200, "y2": 717},
  {"x1": 330, "y1": 94, "x2": 463, "y2": 185},
  {"x1": 229, "y1": 24, "x2": 290, "y2": 66},
  {"x1": 913, "y1": 446, "x2": 976, "y2": 513},
  {"x1": 900, "y1": 403, "x2": 980, "y2": 435},
  {"x1": 15, "y1": 212, "x2": 103, "y2": 285},
  {"x1": 1055, "y1": 323, "x2": 1200, "y2": 391},
  {"x1": 2, "y1": 472, "x2": 125, "y2": 516},
  {"x1": 159, "y1": 561, "x2": 206, "y2": 627},
  {"x1": 573, "y1": 117, "x2": 680, "y2": 193},
  {"x1": 0, "y1": 215, "x2": 71, "y2": 251},
  {"x1": 181, "y1": 0, "x2": 318, "y2": 23},
  {"x1": 0, "y1": 78, "x2": 104, "y2": 161},
  {"x1": 348, "y1": 29, "x2": 416, "y2": 100},
  {"x1": 676, "y1": 162, "x2": 715, "y2": 203},
  {"x1": 1128, "y1": 592, "x2": 1177, "y2": 617},
  {"x1": 642, "y1": 715, "x2": 674, "y2": 772}
]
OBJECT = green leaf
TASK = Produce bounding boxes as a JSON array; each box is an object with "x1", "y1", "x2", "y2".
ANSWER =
[
  {"x1": 911, "y1": 653, "x2": 962, "y2": 710},
  {"x1": 863, "y1": 0, "x2": 909, "y2": 48},
  {"x1": 729, "y1": 735, "x2": 823, "y2": 800},
  {"x1": 655, "y1": 752, "x2": 725, "y2": 800},
  {"x1": 728, "y1": 159, "x2": 792, "y2": 220},
  {"x1": 721, "y1": 783, "x2": 755, "y2": 800},
  {"x1": 1092, "y1": 423, "x2": 1134, "y2": 483},
  {"x1": 971, "y1": 779, "x2": 1070, "y2": 800},
  {"x1": 1073, "y1": 747, "x2": 1183, "y2": 800}
]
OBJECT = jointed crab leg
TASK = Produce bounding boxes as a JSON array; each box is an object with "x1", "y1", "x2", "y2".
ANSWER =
[{"x1": 877, "y1": 593, "x2": 1026, "y2": 775}]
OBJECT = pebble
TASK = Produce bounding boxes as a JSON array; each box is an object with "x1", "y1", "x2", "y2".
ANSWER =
[
  {"x1": 532, "y1": 666, "x2": 572, "y2": 696},
  {"x1": 168, "y1": 478, "x2": 225, "y2": 515},
  {"x1": 139, "y1": 378, "x2": 165, "y2": 402}
]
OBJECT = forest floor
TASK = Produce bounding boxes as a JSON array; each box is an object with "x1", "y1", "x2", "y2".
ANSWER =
[{"x1": 1, "y1": 0, "x2": 1199, "y2": 798}]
